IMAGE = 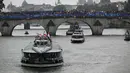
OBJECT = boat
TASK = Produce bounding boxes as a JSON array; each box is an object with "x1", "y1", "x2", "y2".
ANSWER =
[
  {"x1": 24, "y1": 31, "x2": 29, "y2": 35},
  {"x1": 124, "y1": 30, "x2": 130, "y2": 41},
  {"x1": 66, "y1": 29, "x2": 75, "y2": 35},
  {"x1": 66, "y1": 23, "x2": 81, "y2": 35},
  {"x1": 71, "y1": 31, "x2": 85, "y2": 43},
  {"x1": 21, "y1": 33, "x2": 64, "y2": 67},
  {"x1": 75, "y1": 29, "x2": 83, "y2": 33}
]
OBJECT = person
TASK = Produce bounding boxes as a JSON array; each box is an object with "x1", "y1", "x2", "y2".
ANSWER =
[{"x1": 47, "y1": 32, "x2": 52, "y2": 43}]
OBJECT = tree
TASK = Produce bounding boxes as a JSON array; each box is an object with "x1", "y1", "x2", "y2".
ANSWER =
[
  {"x1": 0, "y1": 0, "x2": 5, "y2": 12},
  {"x1": 53, "y1": 5, "x2": 66, "y2": 11}
]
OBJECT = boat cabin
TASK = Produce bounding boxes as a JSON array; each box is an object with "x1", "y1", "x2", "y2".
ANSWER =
[{"x1": 34, "y1": 40, "x2": 51, "y2": 47}]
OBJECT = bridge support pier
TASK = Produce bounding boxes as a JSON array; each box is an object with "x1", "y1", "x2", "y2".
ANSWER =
[
  {"x1": 1, "y1": 22, "x2": 12, "y2": 36},
  {"x1": 46, "y1": 26, "x2": 57, "y2": 36},
  {"x1": 1, "y1": 27, "x2": 12, "y2": 36},
  {"x1": 49, "y1": 27, "x2": 57, "y2": 36},
  {"x1": 45, "y1": 20, "x2": 57, "y2": 36},
  {"x1": 91, "y1": 26, "x2": 103, "y2": 35},
  {"x1": 24, "y1": 23, "x2": 30, "y2": 29}
]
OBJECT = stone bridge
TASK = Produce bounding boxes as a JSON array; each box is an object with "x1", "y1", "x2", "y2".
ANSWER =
[{"x1": 0, "y1": 18, "x2": 129, "y2": 36}]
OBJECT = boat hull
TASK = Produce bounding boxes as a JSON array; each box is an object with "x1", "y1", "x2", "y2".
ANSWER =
[
  {"x1": 124, "y1": 35, "x2": 130, "y2": 41},
  {"x1": 71, "y1": 39, "x2": 85, "y2": 43},
  {"x1": 124, "y1": 38, "x2": 130, "y2": 41},
  {"x1": 21, "y1": 50, "x2": 63, "y2": 67}
]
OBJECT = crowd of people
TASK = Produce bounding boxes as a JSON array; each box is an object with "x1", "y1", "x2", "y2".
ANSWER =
[{"x1": 0, "y1": 10, "x2": 130, "y2": 20}]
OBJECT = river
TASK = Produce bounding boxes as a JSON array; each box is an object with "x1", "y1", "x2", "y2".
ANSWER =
[{"x1": 0, "y1": 25, "x2": 130, "y2": 73}]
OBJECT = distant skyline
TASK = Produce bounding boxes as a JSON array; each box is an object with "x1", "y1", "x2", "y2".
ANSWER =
[{"x1": 3, "y1": 0, "x2": 127, "y2": 7}]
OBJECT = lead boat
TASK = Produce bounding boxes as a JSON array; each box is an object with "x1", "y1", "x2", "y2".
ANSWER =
[{"x1": 21, "y1": 34, "x2": 64, "y2": 67}]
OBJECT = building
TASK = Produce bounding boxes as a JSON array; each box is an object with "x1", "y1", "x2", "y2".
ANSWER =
[
  {"x1": 55, "y1": 0, "x2": 62, "y2": 6},
  {"x1": 100, "y1": 0, "x2": 111, "y2": 3},
  {"x1": 7, "y1": 2, "x2": 21, "y2": 12},
  {"x1": 7, "y1": 0, "x2": 54, "y2": 12},
  {"x1": 115, "y1": 2, "x2": 125, "y2": 11},
  {"x1": 87, "y1": 0, "x2": 94, "y2": 5},
  {"x1": 99, "y1": 0, "x2": 111, "y2": 6},
  {"x1": 77, "y1": 0, "x2": 86, "y2": 5},
  {"x1": 64, "y1": 5, "x2": 77, "y2": 11}
]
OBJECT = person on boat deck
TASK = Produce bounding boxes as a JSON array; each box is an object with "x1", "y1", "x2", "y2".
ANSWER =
[
  {"x1": 34, "y1": 38, "x2": 51, "y2": 47},
  {"x1": 47, "y1": 32, "x2": 52, "y2": 43}
]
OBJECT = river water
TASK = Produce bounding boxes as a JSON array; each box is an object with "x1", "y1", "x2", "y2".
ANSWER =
[{"x1": 0, "y1": 25, "x2": 130, "y2": 73}]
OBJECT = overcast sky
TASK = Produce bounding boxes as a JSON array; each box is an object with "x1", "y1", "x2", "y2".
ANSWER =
[{"x1": 3, "y1": 0, "x2": 126, "y2": 7}]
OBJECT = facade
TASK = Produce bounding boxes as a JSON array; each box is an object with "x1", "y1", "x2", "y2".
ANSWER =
[
  {"x1": 64, "y1": 5, "x2": 77, "y2": 11},
  {"x1": 115, "y1": 2, "x2": 125, "y2": 11},
  {"x1": 87, "y1": 0, "x2": 94, "y2": 5},
  {"x1": 99, "y1": 0, "x2": 111, "y2": 6},
  {"x1": 6, "y1": 0, "x2": 125, "y2": 12},
  {"x1": 7, "y1": 0, "x2": 54, "y2": 12},
  {"x1": 100, "y1": 0, "x2": 111, "y2": 3},
  {"x1": 77, "y1": 0, "x2": 86, "y2": 5},
  {"x1": 55, "y1": 0, "x2": 62, "y2": 6}
]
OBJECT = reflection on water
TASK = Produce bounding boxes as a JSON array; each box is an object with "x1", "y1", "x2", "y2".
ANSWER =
[
  {"x1": 0, "y1": 24, "x2": 129, "y2": 73},
  {"x1": 21, "y1": 66, "x2": 63, "y2": 73}
]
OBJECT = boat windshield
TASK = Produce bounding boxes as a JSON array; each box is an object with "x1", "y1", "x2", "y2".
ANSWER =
[{"x1": 34, "y1": 40, "x2": 50, "y2": 46}]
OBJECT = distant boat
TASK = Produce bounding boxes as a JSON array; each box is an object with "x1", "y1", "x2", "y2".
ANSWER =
[
  {"x1": 124, "y1": 30, "x2": 130, "y2": 41},
  {"x1": 66, "y1": 29, "x2": 75, "y2": 35},
  {"x1": 24, "y1": 31, "x2": 29, "y2": 35},
  {"x1": 66, "y1": 23, "x2": 81, "y2": 35},
  {"x1": 71, "y1": 30, "x2": 85, "y2": 43}
]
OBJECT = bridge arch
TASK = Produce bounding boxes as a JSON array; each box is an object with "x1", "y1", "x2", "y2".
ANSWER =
[
  {"x1": 0, "y1": 19, "x2": 49, "y2": 36},
  {"x1": 54, "y1": 18, "x2": 93, "y2": 36},
  {"x1": 11, "y1": 21, "x2": 46, "y2": 36}
]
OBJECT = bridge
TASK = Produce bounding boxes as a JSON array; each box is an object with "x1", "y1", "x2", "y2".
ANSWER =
[{"x1": 0, "y1": 11, "x2": 130, "y2": 36}]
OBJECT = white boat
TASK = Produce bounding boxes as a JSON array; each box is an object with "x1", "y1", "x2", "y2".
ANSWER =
[
  {"x1": 24, "y1": 31, "x2": 29, "y2": 35},
  {"x1": 66, "y1": 23, "x2": 81, "y2": 35},
  {"x1": 71, "y1": 32, "x2": 85, "y2": 43},
  {"x1": 66, "y1": 29, "x2": 74, "y2": 35},
  {"x1": 21, "y1": 34, "x2": 63, "y2": 67}
]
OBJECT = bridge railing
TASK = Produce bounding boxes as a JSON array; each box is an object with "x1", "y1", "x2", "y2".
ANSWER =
[{"x1": 0, "y1": 11, "x2": 130, "y2": 20}]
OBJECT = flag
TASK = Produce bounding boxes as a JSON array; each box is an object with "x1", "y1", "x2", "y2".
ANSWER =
[
  {"x1": 39, "y1": 34, "x2": 42, "y2": 37},
  {"x1": 43, "y1": 34, "x2": 47, "y2": 37}
]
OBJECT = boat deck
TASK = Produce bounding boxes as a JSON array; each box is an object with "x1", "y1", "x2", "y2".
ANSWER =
[{"x1": 22, "y1": 42, "x2": 62, "y2": 53}]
